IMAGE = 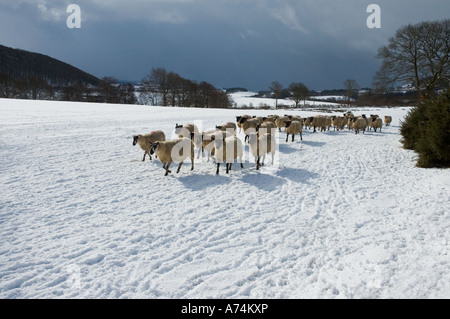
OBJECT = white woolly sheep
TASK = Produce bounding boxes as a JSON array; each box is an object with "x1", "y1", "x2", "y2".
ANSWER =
[
  {"x1": 248, "y1": 132, "x2": 276, "y2": 170},
  {"x1": 384, "y1": 116, "x2": 392, "y2": 126},
  {"x1": 132, "y1": 130, "x2": 166, "y2": 161},
  {"x1": 214, "y1": 135, "x2": 244, "y2": 174},
  {"x1": 311, "y1": 115, "x2": 327, "y2": 132},
  {"x1": 216, "y1": 122, "x2": 237, "y2": 135},
  {"x1": 256, "y1": 121, "x2": 277, "y2": 136},
  {"x1": 150, "y1": 137, "x2": 194, "y2": 176},
  {"x1": 371, "y1": 116, "x2": 383, "y2": 132},
  {"x1": 303, "y1": 117, "x2": 312, "y2": 130},
  {"x1": 275, "y1": 116, "x2": 290, "y2": 132},
  {"x1": 285, "y1": 120, "x2": 303, "y2": 142},
  {"x1": 239, "y1": 117, "x2": 260, "y2": 142},
  {"x1": 331, "y1": 115, "x2": 347, "y2": 131},
  {"x1": 175, "y1": 123, "x2": 199, "y2": 139},
  {"x1": 352, "y1": 117, "x2": 367, "y2": 134},
  {"x1": 236, "y1": 115, "x2": 251, "y2": 132},
  {"x1": 198, "y1": 129, "x2": 232, "y2": 161}
]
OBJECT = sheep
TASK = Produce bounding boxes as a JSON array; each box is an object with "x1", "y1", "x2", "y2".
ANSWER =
[
  {"x1": 256, "y1": 121, "x2": 277, "y2": 136},
  {"x1": 216, "y1": 122, "x2": 237, "y2": 135},
  {"x1": 371, "y1": 116, "x2": 383, "y2": 132},
  {"x1": 352, "y1": 117, "x2": 367, "y2": 134},
  {"x1": 262, "y1": 115, "x2": 278, "y2": 124},
  {"x1": 149, "y1": 137, "x2": 194, "y2": 176},
  {"x1": 311, "y1": 115, "x2": 327, "y2": 132},
  {"x1": 214, "y1": 135, "x2": 244, "y2": 174},
  {"x1": 384, "y1": 115, "x2": 392, "y2": 126},
  {"x1": 248, "y1": 132, "x2": 276, "y2": 170},
  {"x1": 239, "y1": 117, "x2": 260, "y2": 143},
  {"x1": 175, "y1": 123, "x2": 199, "y2": 140},
  {"x1": 236, "y1": 115, "x2": 251, "y2": 133},
  {"x1": 275, "y1": 116, "x2": 290, "y2": 132},
  {"x1": 198, "y1": 129, "x2": 232, "y2": 161},
  {"x1": 331, "y1": 115, "x2": 347, "y2": 131},
  {"x1": 323, "y1": 116, "x2": 331, "y2": 131},
  {"x1": 347, "y1": 115, "x2": 355, "y2": 131},
  {"x1": 303, "y1": 117, "x2": 312, "y2": 130},
  {"x1": 132, "y1": 130, "x2": 166, "y2": 161},
  {"x1": 285, "y1": 120, "x2": 303, "y2": 142}
]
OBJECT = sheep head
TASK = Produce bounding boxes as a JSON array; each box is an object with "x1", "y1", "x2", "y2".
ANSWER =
[
  {"x1": 132, "y1": 135, "x2": 140, "y2": 146},
  {"x1": 149, "y1": 142, "x2": 160, "y2": 155}
]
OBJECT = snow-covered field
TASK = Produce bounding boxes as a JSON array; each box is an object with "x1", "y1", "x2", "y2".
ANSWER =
[
  {"x1": 0, "y1": 98, "x2": 449, "y2": 299},
  {"x1": 229, "y1": 91, "x2": 340, "y2": 108}
]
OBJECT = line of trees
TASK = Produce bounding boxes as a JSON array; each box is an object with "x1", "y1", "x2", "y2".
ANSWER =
[
  {"x1": 0, "y1": 73, "x2": 137, "y2": 104},
  {"x1": 1, "y1": 68, "x2": 232, "y2": 108},
  {"x1": 140, "y1": 68, "x2": 231, "y2": 108}
]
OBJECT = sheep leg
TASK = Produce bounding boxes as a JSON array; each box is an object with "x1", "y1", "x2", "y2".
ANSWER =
[
  {"x1": 285, "y1": 134, "x2": 289, "y2": 143},
  {"x1": 256, "y1": 157, "x2": 260, "y2": 170},
  {"x1": 142, "y1": 152, "x2": 147, "y2": 161},
  {"x1": 292, "y1": 134, "x2": 294, "y2": 142},
  {"x1": 164, "y1": 162, "x2": 172, "y2": 176},
  {"x1": 163, "y1": 162, "x2": 172, "y2": 174},
  {"x1": 300, "y1": 132, "x2": 303, "y2": 141},
  {"x1": 177, "y1": 161, "x2": 183, "y2": 174},
  {"x1": 216, "y1": 163, "x2": 220, "y2": 175},
  {"x1": 191, "y1": 157, "x2": 194, "y2": 171}
]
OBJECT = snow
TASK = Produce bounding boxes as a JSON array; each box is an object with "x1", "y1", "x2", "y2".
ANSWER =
[
  {"x1": 229, "y1": 91, "x2": 340, "y2": 108},
  {"x1": 0, "y1": 98, "x2": 449, "y2": 299}
]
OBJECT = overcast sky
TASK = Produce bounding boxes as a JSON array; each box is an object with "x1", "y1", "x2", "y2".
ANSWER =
[{"x1": 1, "y1": 0, "x2": 449, "y2": 91}]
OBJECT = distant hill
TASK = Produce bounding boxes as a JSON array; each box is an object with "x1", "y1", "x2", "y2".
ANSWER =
[{"x1": 0, "y1": 44, "x2": 99, "y2": 86}]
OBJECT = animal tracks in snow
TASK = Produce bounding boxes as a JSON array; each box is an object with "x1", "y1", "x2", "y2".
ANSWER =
[{"x1": 1, "y1": 101, "x2": 449, "y2": 298}]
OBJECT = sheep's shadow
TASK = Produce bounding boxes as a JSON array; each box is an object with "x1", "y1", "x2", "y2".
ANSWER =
[
  {"x1": 278, "y1": 143, "x2": 300, "y2": 154},
  {"x1": 300, "y1": 140, "x2": 326, "y2": 148},
  {"x1": 178, "y1": 172, "x2": 232, "y2": 191},
  {"x1": 239, "y1": 171, "x2": 286, "y2": 191},
  {"x1": 276, "y1": 167, "x2": 319, "y2": 184}
]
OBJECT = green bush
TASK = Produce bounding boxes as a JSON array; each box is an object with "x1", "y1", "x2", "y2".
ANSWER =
[{"x1": 400, "y1": 89, "x2": 450, "y2": 168}]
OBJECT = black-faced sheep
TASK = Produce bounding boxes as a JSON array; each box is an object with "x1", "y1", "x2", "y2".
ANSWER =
[
  {"x1": 285, "y1": 120, "x2": 303, "y2": 142},
  {"x1": 311, "y1": 115, "x2": 327, "y2": 132},
  {"x1": 371, "y1": 116, "x2": 383, "y2": 132},
  {"x1": 352, "y1": 117, "x2": 367, "y2": 134},
  {"x1": 384, "y1": 116, "x2": 392, "y2": 126},
  {"x1": 216, "y1": 122, "x2": 237, "y2": 135},
  {"x1": 150, "y1": 137, "x2": 194, "y2": 176},
  {"x1": 256, "y1": 121, "x2": 277, "y2": 136},
  {"x1": 175, "y1": 123, "x2": 199, "y2": 140},
  {"x1": 214, "y1": 135, "x2": 244, "y2": 174},
  {"x1": 239, "y1": 117, "x2": 260, "y2": 143},
  {"x1": 275, "y1": 116, "x2": 290, "y2": 132},
  {"x1": 198, "y1": 130, "x2": 232, "y2": 161},
  {"x1": 132, "y1": 130, "x2": 166, "y2": 161},
  {"x1": 236, "y1": 115, "x2": 251, "y2": 132},
  {"x1": 248, "y1": 132, "x2": 276, "y2": 170}
]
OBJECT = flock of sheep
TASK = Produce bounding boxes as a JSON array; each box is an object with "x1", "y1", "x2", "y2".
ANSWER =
[{"x1": 132, "y1": 112, "x2": 393, "y2": 176}]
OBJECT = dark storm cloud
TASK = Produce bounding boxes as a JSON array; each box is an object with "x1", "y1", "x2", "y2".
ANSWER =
[{"x1": 1, "y1": 0, "x2": 449, "y2": 91}]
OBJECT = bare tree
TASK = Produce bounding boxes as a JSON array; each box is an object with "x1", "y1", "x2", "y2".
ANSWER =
[
  {"x1": 343, "y1": 79, "x2": 359, "y2": 105},
  {"x1": 289, "y1": 82, "x2": 309, "y2": 107},
  {"x1": 142, "y1": 68, "x2": 170, "y2": 106},
  {"x1": 374, "y1": 19, "x2": 450, "y2": 101},
  {"x1": 270, "y1": 81, "x2": 283, "y2": 108}
]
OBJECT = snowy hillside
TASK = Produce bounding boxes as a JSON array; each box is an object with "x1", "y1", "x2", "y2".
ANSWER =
[
  {"x1": 229, "y1": 91, "x2": 340, "y2": 108},
  {"x1": 0, "y1": 98, "x2": 449, "y2": 299}
]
